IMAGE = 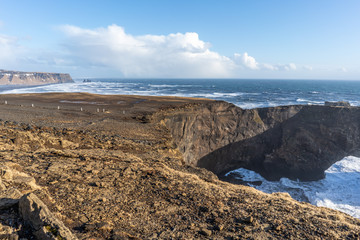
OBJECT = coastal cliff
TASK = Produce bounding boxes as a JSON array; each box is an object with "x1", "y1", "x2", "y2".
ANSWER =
[
  {"x1": 0, "y1": 93, "x2": 359, "y2": 239},
  {"x1": 0, "y1": 70, "x2": 73, "y2": 85},
  {"x1": 156, "y1": 101, "x2": 360, "y2": 181}
]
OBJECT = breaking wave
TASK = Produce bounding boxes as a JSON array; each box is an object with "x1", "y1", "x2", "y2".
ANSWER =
[{"x1": 226, "y1": 156, "x2": 360, "y2": 218}]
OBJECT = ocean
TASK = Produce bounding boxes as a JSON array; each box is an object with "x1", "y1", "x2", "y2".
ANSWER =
[
  {"x1": 3, "y1": 78, "x2": 360, "y2": 109},
  {"x1": 1, "y1": 78, "x2": 359, "y2": 218}
]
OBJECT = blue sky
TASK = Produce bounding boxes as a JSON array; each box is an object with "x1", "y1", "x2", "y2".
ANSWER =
[{"x1": 0, "y1": 0, "x2": 359, "y2": 79}]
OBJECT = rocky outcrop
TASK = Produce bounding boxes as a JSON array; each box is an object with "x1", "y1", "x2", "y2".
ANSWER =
[
  {"x1": 0, "y1": 188, "x2": 22, "y2": 210},
  {"x1": 19, "y1": 193, "x2": 78, "y2": 240},
  {"x1": 156, "y1": 102, "x2": 360, "y2": 181},
  {"x1": 0, "y1": 70, "x2": 73, "y2": 85},
  {"x1": 0, "y1": 162, "x2": 78, "y2": 239}
]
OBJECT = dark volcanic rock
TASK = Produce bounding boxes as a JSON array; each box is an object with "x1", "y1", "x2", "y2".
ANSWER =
[
  {"x1": 324, "y1": 101, "x2": 351, "y2": 107},
  {"x1": 156, "y1": 102, "x2": 360, "y2": 181}
]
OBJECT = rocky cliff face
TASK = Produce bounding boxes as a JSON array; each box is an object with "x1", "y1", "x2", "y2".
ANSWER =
[
  {"x1": 155, "y1": 102, "x2": 360, "y2": 181},
  {"x1": 0, "y1": 93, "x2": 359, "y2": 239},
  {"x1": 0, "y1": 70, "x2": 73, "y2": 85}
]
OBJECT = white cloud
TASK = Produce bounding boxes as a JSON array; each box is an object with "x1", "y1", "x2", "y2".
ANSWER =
[
  {"x1": 6, "y1": 24, "x2": 350, "y2": 79},
  {"x1": 340, "y1": 67, "x2": 348, "y2": 73},
  {"x1": 233, "y1": 53, "x2": 298, "y2": 73},
  {"x1": 0, "y1": 32, "x2": 71, "y2": 73},
  {"x1": 60, "y1": 24, "x2": 303, "y2": 78},
  {"x1": 0, "y1": 34, "x2": 24, "y2": 66},
  {"x1": 234, "y1": 52, "x2": 259, "y2": 69},
  {"x1": 303, "y1": 65, "x2": 313, "y2": 71},
  {"x1": 60, "y1": 24, "x2": 235, "y2": 77}
]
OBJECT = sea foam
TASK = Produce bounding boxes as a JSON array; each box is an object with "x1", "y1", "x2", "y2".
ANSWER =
[
  {"x1": 226, "y1": 156, "x2": 360, "y2": 218},
  {"x1": 3, "y1": 79, "x2": 360, "y2": 109}
]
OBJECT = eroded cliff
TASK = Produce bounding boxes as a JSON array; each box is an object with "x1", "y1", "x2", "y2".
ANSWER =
[
  {"x1": 0, "y1": 93, "x2": 359, "y2": 239},
  {"x1": 156, "y1": 101, "x2": 360, "y2": 181},
  {"x1": 0, "y1": 70, "x2": 73, "y2": 85}
]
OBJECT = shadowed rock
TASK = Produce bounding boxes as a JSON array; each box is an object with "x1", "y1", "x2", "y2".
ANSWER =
[
  {"x1": 158, "y1": 101, "x2": 360, "y2": 181},
  {"x1": 19, "y1": 193, "x2": 78, "y2": 240},
  {"x1": 0, "y1": 188, "x2": 22, "y2": 210},
  {"x1": 324, "y1": 101, "x2": 351, "y2": 107}
]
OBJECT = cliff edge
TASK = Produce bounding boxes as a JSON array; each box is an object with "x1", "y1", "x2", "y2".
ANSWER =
[
  {"x1": 0, "y1": 70, "x2": 73, "y2": 85},
  {"x1": 0, "y1": 93, "x2": 358, "y2": 239},
  {"x1": 155, "y1": 101, "x2": 360, "y2": 181}
]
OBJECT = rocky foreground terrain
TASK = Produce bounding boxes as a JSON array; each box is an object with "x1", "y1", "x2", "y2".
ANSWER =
[
  {"x1": 0, "y1": 93, "x2": 359, "y2": 239},
  {"x1": 0, "y1": 70, "x2": 73, "y2": 85}
]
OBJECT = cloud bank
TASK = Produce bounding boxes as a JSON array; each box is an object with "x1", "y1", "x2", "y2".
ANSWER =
[
  {"x1": 3, "y1": 23, "x2": 350, "y2": 79},
  {"x1": 0, "y1": 34, "x2": 24, "y2": 67},
  {"x1": 60, "y1": 24, "x2": 298, "y2": 78}
]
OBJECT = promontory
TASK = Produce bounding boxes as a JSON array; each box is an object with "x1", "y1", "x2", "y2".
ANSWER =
[
  {"x1": 0, "y1": 93, "x2": 358, "y2": 239},
  {"x1": 0, "y1": 69, "x2": 73, "y2": 85}
]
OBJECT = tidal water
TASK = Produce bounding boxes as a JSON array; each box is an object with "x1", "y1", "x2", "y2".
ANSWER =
[
  {"x1": 2, "y1": 78, "x2": 360, "y2": 109},
  {"x1": 1, "y1": 78, "x2": 360, "y2": 218}
]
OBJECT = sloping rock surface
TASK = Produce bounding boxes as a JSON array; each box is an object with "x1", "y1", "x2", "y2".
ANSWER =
[{"x1": 19, "y1": 193, "x2": 78, "y2": 240}]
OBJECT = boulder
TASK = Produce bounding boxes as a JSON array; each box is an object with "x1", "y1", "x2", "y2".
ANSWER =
[
  {"x1": 19, "y1": 193, "x2": 78, "y2": 240},
  {"x1": 0, "y1": 164, "x2": 41, "y2": 190}
]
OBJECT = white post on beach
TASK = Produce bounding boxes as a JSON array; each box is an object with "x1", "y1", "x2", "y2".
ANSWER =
[
  {"x1": 58, "y1": 106, "x2": 60, "y2": 110},
  {"x1": 103, "y1": 108, "x2": 105, "y2": 112},
  {"x1": 81, "y1": 107, "x2": 83, "y2": 112},
  {"x1": 31, "y1": 104, "x2": 34, "y2": 107},
  {"x1": 97, "y1": 108, "x2": 99, "y2": 112},
  {"x1": 4, "y1": 101, "x2": 7, "y2": 105}
]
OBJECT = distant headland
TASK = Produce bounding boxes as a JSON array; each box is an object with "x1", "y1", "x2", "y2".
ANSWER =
[{"x1": 0, "y1": 69, "x2": 73, "y2": 85}]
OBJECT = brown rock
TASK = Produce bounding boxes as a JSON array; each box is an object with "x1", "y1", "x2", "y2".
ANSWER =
[
  {"x1": 213, "y1": 224, "x2": 224, "y2": 231},
  {"x1": 79, "y1": 215, "x2": 88, "y2": 223},
  {"x1": 0, "y1": 233, "x2": 19, "y2": 240},
  {"x1": 0, "y1": 164, "x2": 40, "y2": 190},
  {"x1": 199, "y1": 228, "x2": 212, "y2": 236},
  {"x1": 243, "y1": 226, "x2": 252, "y2": 232},
  {"x1": 244, "y1": 216, "x2": 254, "y2": 224},
  {"x1": 0, "y1": 188, "x2": 22, "y2": 210},
  {"x1": 19, "y1": 193, "x2": 78, "y2": 240}
]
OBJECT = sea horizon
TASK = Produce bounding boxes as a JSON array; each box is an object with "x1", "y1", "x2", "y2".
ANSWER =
[{"x1": 2, "y1": 78, "x2": 360, "y2": 109}]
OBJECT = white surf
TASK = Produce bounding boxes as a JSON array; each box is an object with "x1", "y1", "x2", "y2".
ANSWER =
[{"x1": 226, "y1": 156, "x2": 360, "y2": 218}]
